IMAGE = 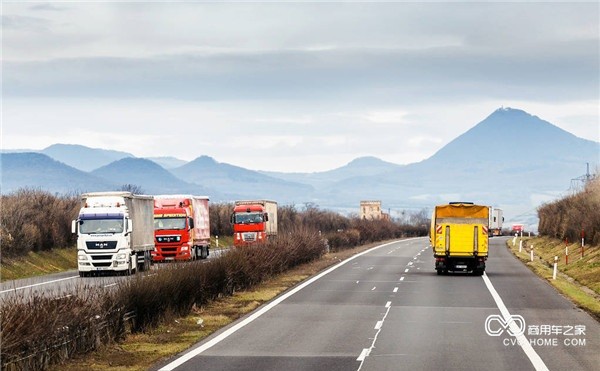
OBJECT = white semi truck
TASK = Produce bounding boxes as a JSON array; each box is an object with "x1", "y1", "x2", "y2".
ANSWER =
[{"x1": 72, "y1": 192, "x2": 155, "y2": 277}]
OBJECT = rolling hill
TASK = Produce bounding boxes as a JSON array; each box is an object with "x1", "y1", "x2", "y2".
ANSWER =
[
  {"x1": 91, "y1": 157, "x2": 216, "y2": 196},
  {"x1": 41, "y1": 143, "x2": 134, "y2": 172},
  {"x1": 1, "y1": 152, "x2": 116, "y2": 194},
  {"x1": 171, "y1": 156, "x2": 314, "y2": 202}
]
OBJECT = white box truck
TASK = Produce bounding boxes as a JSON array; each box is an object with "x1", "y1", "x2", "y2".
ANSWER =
[{"x1": 72, "y1": 192, "x2": 155, "y2": 277}]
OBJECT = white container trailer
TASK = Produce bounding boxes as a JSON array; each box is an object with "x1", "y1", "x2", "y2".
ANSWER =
[
  {"x1": 72, "y1": 192, "x2": 155, "y2": 277},
  {"x1": 489, "y1": 208, "x2": 504, "y2": 236}
]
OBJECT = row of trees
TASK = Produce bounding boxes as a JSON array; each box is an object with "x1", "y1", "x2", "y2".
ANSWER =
[
  {"x1": 1, "y1": 188, "x2": 430, "y2": 260},
  {"x1": 538, "y1": 178, "x2": 600, "y2": 246}
]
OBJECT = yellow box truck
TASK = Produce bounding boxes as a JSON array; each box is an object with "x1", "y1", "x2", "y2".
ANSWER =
[{"x1": 430, "y1": 202, "x2": 489, "y2": 275}]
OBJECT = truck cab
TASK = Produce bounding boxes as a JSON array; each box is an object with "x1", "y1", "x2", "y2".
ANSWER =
[
  {"x1": 153, "y1": 206, "x2": 194, "y2": 261},
  {"x1": 231, "y1": 200, "x2": 277, "y2": 246}
]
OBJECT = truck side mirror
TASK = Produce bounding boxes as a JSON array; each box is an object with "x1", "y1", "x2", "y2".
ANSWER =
[
  {"x1": 230, "y1": 213, "x2": 235, "y2": 224},
  {"x1": 71, "y1": 220, "x2": 77, "y2": 234},
  {"x1": 264, "y1": 213, "x2": 269, "y2": 222},
  {"x1": 189, "y1": 218, "x2": 195, "y2": 229},
  {"x1": 127, "y1": 219, "x2": 133, "y2": 234}
]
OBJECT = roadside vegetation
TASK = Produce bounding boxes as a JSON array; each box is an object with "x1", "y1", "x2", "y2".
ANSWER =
[{"x1": 507, "y1": 178, "x2": 600, "y2": 320}]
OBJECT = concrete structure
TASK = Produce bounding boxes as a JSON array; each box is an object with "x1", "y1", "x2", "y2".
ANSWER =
[{"x1": 360, "y1": 201, "x2": 382, "y2": 220}]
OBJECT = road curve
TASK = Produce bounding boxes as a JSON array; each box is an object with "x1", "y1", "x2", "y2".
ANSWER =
[{"x1": 155, "y1": 237, "x2": 599, "y2": 371}]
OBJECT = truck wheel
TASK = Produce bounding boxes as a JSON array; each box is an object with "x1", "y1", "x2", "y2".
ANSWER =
[
  {"x1": 436, "y1": 269, "x2": 443, "y2": 275},
  {"x1": 200, "y1": 246, "x2": 208, "y2": 259},
  {"x1": 79, "y1": 271, "x2": 87, "y2": 278}
]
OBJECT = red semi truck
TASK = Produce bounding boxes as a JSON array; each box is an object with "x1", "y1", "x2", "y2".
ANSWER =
[
  {"x1": 153, "y1": 195, "x2": 210, "y2": 261},
  {"x1": 231, "y1": 200, "x2": 277, "y2": 247}
]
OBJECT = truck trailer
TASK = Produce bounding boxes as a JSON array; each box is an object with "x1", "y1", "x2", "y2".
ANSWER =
[
  {"x1": 489, "y1": 207, "x2": 504, "y2": 236},
  {"x1": 430, "y1": 202, "x2": 489, "y2": 275},
  {"x1": 153, "y1": 195, "x2": 210, "y2": 261},
  {"x1": 72, "y1": 192, "x2": 155, "y2": 277},
  {"x1": 231, "y1": 200, "x2": 277, "y2": 246}
]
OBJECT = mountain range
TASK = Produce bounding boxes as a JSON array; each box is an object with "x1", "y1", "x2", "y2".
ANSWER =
[{"x1": 2, "y1": 108, "x2": 598, "y2": 227}]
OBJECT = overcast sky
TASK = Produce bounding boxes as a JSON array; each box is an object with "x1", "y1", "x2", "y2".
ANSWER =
[{"x1": 2, "y1": 1, "x2": 599, "y2": 172}]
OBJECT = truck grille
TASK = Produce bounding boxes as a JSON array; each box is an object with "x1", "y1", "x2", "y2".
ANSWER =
[
  {"x1": 90, "y1": 255, "x2": 113, "y2": 260},
  {"x1": 86, "y1": 241, "x2": 118, "y2": 250},
  {"x1": 156, "y1": 236, "x2": 181, "y2": 243},
  {"x1": 91, "y1": 262, "x2": 112, "y2": 267}
]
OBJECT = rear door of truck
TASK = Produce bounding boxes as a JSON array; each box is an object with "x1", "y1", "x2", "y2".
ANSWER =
[{"x1": 436, "y1": 219, "x2": 488, "y2": 257}]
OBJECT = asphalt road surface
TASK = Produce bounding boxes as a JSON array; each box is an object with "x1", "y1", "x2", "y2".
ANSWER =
[
  {"x1": 156, "y1": 237, "x2": 599, "y2": 371},
  {"x1": 0, "y1": 249, "x2": 227, "y2": 300}
]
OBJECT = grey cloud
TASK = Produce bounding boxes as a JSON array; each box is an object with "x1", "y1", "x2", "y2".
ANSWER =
[{"x1": 4, "y1": 41, "x2": 598, "y2": 103}]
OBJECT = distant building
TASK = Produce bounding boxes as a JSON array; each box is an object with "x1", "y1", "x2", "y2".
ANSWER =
[{"x1": 360, "y1": 200, "x2": 384, "y2": 220}]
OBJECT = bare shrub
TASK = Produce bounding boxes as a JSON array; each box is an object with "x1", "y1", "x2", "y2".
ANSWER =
[
  {"x1": 209, "y1": 202, "x2": 234, "y2": 237},
  {"x1": 1, "y1": 189, "x2": 79, "y2": 260},
  {"x1": 538, "y1": 178, "x2": 600, "y2": 246}
]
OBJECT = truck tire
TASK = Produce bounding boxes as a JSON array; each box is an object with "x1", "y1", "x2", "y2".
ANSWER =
[
  {"x1": 200, "y1": 246, "x2": 208, "y2": 259},
  {"x1": 79, "y1": 271, "x2": 87, "y2": 278}
]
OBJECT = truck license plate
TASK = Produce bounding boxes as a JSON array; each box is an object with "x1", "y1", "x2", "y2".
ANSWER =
[{"x1": 456, "y1": 264, "x2": 467, "y2": 269}]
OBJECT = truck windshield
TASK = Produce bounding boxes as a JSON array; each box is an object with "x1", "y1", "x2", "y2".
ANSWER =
[
  {"x1": 80, "y1": 218, "x2": 124, "y2": 234},
  {"x1": 154, "y1": 217, "x2": 186, "y2": 230},
  {"x1": 235, "y1": 212, "x2": 263, "y2": 224}
]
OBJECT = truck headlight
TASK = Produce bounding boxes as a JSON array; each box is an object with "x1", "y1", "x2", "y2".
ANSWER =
[
  {"x1": 116, "y1": 253, "x2": 127, "y2": 260},
  {"x1": 181, "y1": 246, "x2": 188, "y2": 251},
  {"x1": 78, "y1": 255, "x2": 88, "y2": 261}
]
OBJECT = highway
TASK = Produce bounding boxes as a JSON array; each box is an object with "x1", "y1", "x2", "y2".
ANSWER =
[{"x1": 156, "y1": 237, "x2": 599, "y2": 371}]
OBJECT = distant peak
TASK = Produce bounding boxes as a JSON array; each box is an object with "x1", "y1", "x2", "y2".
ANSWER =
[
  {"x1": 193, "y1": 155, "x2": 217, "y2": 164},
  {"x1": 347, "y1": 156, "x2": 384, "y2": 166},
  {"x1": 491, "y1": 106, "x2": 536, "y2": 118}
]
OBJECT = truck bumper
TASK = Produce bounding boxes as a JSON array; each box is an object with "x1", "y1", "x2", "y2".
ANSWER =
[
  {"x1": 435, "y1": 256, "x2": 486, "y2": 275},
  {"x1": 152, "y1": 245, "x2": 193, "y2": 262}
]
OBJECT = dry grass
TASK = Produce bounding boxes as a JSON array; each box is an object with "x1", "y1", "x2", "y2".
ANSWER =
[
  {"x1": 1, "y1": 247, "x2": 78, "y2": 282},
  {"x1": 507, "y1": 236, "x2": 600, "y2": 320}
]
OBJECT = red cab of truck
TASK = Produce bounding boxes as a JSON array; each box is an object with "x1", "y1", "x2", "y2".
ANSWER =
[
  {"x1": 153, "y1": 195, "x2": 210, "y2": 261},
  {"x1": 231, "y1": 200, "x2": 277, "y2": 247}
]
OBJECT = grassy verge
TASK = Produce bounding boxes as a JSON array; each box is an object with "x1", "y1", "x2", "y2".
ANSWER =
[
  {"x1": 506, "y1": 236, "x2": 600, "y2": 320},
  {"x1": 1, "y1": 247, "x2": 77, "y2": 282},
  {"x1": 52, "y1": 241, "x2": 386, "y2": 371}
]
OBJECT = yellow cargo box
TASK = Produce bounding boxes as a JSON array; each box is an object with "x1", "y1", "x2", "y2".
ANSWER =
[{"x1": 430, "y1": 202, "x2": 489, "y2": 275}]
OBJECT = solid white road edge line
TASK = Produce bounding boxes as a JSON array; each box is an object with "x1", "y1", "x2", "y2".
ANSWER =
[
  {"x1": 159, "y1": 238, "x2": 421, "y2": 371},
  {"x1": 0, "y1": 275, "x2": 79, "y2": 294},
  {"x1": 482, "y1": 273, "x2": 549, "y2": 371}
]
